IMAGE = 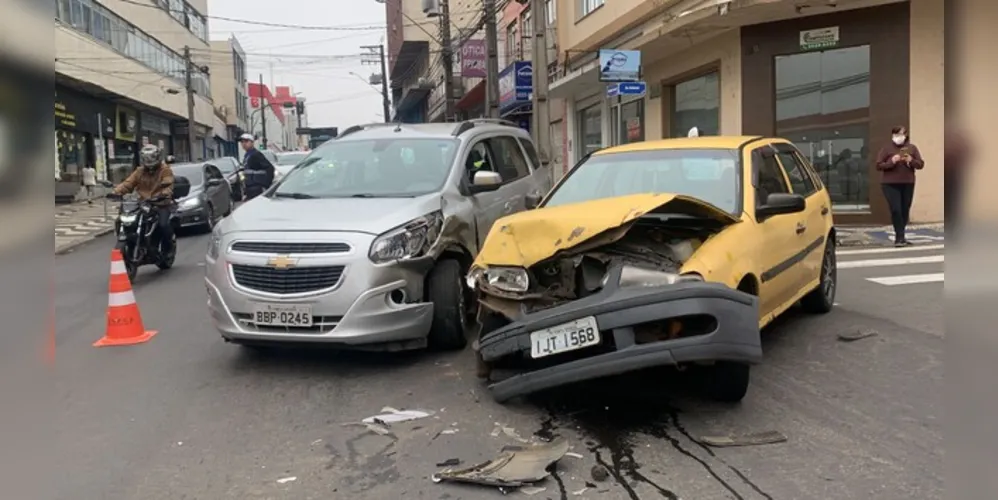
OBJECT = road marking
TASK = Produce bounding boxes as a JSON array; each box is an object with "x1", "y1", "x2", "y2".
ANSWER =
[
  {"x1": 837, "y1": 244, "x2": 943, "y2": 256},
  {"x1": 838, "y1": 255, "x2": 943, "y2": 269},
  {"x1": 867, "y1": 273, "x2": 945, "y2": 285}
]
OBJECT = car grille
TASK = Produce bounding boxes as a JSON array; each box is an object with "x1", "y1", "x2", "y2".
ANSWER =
[
  {"x1": 231, "y1": 264, "x2": 345, "y2": 294},
  {"x1": 230, "y1": 241, "x2": 351, "y2": 254}
]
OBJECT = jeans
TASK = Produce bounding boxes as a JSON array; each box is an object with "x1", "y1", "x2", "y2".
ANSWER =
[
  {"x1": 156, "y1": 207, "x2": 175, "y2": 254},
  {"x1": 882, "y1": 183, "x2": 915, "y2": 242},
  {"x1": 244, "y1": 185, "x2": 266, "y2": 200}
]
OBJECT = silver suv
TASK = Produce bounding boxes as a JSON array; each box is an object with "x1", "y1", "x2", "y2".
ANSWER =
[{"x1": 205, "y1": 119, "x2": 552, "y2": 351}]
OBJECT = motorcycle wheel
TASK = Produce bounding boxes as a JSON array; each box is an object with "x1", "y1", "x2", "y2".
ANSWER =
[
  {"x1": 156, "y1": 234, "x2": 177, "y2": 270},
  {"x1": 114, "y1": 241, "x2": 138, "y2": 282}
]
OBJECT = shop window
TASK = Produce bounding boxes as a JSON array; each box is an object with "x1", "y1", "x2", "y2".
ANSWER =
[
  {"x1": 578, "y1": 104, "x2": 602, "y2": 157},
  {"x1": 775, "y1": 45, "x2": 870, "y2": 211},
  {"x1": 671, "y1": 72, "x2": 719, "y2": 138}
]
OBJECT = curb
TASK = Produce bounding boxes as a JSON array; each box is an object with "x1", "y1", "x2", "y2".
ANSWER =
[{"x1": 55, "y1": 227, "x2": 115, "y2": 255}]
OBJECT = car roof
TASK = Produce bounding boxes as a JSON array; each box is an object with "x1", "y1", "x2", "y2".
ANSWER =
[
  {"x1": 595, "y1": 136, "x2": 788, "y2": 155},
  {"x1": 333, "y1": 121, "x2": 533, "y2": 142}
]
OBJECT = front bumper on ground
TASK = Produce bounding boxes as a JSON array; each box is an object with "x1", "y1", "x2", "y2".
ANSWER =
[
  {"x1": 205, "y1": 230, "x2": 435, "y2": 350},
  {"x1": 479, "y1": 281, "x2": 761, "y2": 402}
]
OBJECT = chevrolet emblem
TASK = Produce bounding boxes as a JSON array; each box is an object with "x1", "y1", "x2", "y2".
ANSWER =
[{"x1": 266, "y1": 255, "x2": 298, "y2": 269}]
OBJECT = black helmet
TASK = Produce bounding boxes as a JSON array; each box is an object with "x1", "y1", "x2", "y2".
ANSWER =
[{"x1": 139, "y1": 144, "x2": 164, "y2": 169}]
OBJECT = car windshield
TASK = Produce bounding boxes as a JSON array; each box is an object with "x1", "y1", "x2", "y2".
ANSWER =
[
  {"x1": 544, "y1": 148, "x2": 741, "y2": 214},
  {"x1": 169, "y1": 163, "x2": 204, "y2": 185},
  {"x1": 272, "y1": 138, "x2": 459, "y2": 198},
  {"x1": 277, "y1": 153, "x2": 308, "y2": 165}
]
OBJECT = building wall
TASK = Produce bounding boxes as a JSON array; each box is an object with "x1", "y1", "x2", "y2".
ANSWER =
[
  {"x1": 209, "y1": 40, "x2": 237, "y2": 124},
  {"x1": 907, "y1": 0, "x2": 944, "y2": 222},
  {"x1": 556, "y1": 0, "x2": 653, "y2": 54},
  {"x1": 99, "y1": 0, "x2": 208, "y2": 55}
]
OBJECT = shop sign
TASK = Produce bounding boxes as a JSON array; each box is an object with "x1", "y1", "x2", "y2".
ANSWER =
[
  {"x1": 115, "y1": 106, "x2": 138, "y2": 142},
  {"x1": 498, "y1": 61, "x2": 532, "y2": 114},
  {"x1": 800, "y1": 27, "x2": 839, "y2": 51},
  {"x1": 140, "y1": 112, "x2": 171, "y2": 135},
  {"x1": 460, "y1": 39, "x2": 487, "y2": 78},
  {"x1": 54, "y1": 86, "x2": 114, "y2": 135},
  {"x1": 598, "y1": 49, "x2": 641, "y2": 82}
]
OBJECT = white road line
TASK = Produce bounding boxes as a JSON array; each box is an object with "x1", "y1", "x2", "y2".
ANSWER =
[
  {"x1": 837, "y1": 244, "x2": 944, "y2": 256},
  {"x1": 867, "y1": 273, "x2": 945, "y2": 285},
  {"x1": 838, "y1": 255, "x2": 944, "y2": 269}
]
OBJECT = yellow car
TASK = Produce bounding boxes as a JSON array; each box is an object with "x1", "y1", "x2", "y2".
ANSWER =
[{"x1": 468, "y1": 136, "x2": 836, "y2": 403}]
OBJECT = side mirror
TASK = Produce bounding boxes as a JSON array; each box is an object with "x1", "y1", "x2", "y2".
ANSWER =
[
  {"x1": 525, "y1": 192, "x2": 542, "y2": 209},
  {"x1": 756, "y1": 193, "x2": 806, "y2": 219},
  {"x1": 469, "y1": 170, "x2": 502, "y2": 193}
]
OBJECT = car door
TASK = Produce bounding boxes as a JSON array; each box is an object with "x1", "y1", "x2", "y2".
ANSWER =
[
  {"x1": 464, "y1": 139, "x2": 506, "y2": 245},
  {"x1": 516, "y1": 137, "x2": 551, "y2": 205},
  {"x1": 486, "y1": 135, "x2": 533, "y2": 215},
  {"x1": 772, "y1": 142, "x2": 826, "y2": 290},
  {"x1": 204, "y1": 164, "x2": 227, "y2": 211},
  {"x1": 750, "y1": 145, "x2": 806, "y2": 319}
]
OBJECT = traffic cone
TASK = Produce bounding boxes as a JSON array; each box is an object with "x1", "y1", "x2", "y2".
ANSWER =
[{"x1": 93, "y1": 249, "x2": 157, "y2": 347}]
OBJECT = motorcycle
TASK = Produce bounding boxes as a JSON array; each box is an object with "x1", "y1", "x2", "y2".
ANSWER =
[{"x1": 101, "y1": 180, "x2": 182, "y2": 282}]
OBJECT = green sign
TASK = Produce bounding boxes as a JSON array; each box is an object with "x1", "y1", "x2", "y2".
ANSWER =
[{"x1": 800, "y1": 27, "x2": 839, "y2": 51}]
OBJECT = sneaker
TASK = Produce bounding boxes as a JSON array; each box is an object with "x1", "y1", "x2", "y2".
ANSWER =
[
  {"x1": 902, "y1": 240, "x2": 914, "y2": 246},
  {"x1": 894, "y1": 241, "x2": 905, "y2": 247}
]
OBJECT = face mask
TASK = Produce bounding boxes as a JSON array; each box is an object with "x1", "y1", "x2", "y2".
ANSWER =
[{"x1": 892, "y1": 135, "x2": 906, "y2": 145}]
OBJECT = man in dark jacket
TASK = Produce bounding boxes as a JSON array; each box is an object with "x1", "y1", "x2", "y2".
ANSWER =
[{"x1": 239, "y1": 133, "x2": 275, "y2": 200}]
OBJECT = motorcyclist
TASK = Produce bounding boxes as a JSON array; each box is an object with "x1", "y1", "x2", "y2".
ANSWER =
[
  {"x1": 110, "y1": 144, "x2": 176, "y2": 255},
  {"x1": 239, "y1": 133, "x2": 275, "y2": 200}
]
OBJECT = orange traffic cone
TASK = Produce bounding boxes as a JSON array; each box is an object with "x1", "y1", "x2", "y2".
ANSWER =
[{"x1": 93, "y1": 249, "x2": 157, "y2": 347}]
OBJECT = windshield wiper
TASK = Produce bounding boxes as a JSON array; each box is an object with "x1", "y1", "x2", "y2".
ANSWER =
[
  {"x1": 348, "y1": 193, "x2": 376, "y2": 198},
  {"x1": 272, "y1": 192, "x2": 316, "y2": 199}
]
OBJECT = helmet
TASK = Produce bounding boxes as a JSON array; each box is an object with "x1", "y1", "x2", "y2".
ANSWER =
[{"x1": 139, "y1": 144, "x2": 164, "y2": 169}]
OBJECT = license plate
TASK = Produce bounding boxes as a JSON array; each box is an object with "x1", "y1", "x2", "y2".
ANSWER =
[
  {"x1": 529, "y1": 316, "x2": 600, "y2": 359},
  {"x1": 252, "y1": 303, "x2": 313, "y2": 327}
]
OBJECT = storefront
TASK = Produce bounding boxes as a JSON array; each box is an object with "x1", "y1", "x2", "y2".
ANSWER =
[
  {"x1": 741, "y1": 3, "x2": 911, "y2": 224},
  {"x1": 169, "y1": 121, "x2": 210, "y2": 161},
  {"x1": 54, "y1": 85, "x2": 115, "y2": 200},
  {"x1": 139, "y1": 111, "x2": 172, "y2": 154},
  {"x1": 108, "y1": 105, "x2": 140, "y2": 182},
  {"x1": 499, "y1": 61, "x2": 533, "y2": 133}
]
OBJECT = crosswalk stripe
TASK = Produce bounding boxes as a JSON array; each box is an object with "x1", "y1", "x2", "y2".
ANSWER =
[
  {"x1": 838, "y1": 255, "x2": 943, "y2": 269},
  {"x1": 867, "y1": 273, "x2": 945, "y2": 285},
  {"x1": 837, "y1": 244, "x2": 944, "y2": 256}
]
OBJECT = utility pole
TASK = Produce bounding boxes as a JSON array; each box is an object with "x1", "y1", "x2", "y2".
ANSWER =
[
  {"x1": 531, "y1": 0, "x2": 550, "y2": 167},
  {"x1": 258, "y1": 73, "x2": 268, "y2": 149},
  {"x1": 439, "y1": 0, "x2": 456, "y2": 121},
  {"x1": 361, "y1": 45, "x2": 392, "y2": 122},
  {"x1": 183, "y1": 46, "x2": 197, "y2": 161},
  {"x1": 484, "y1": 0, "x2": 500, "y2": 118}
]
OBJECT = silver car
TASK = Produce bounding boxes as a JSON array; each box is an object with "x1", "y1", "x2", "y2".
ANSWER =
[{"x1": 205, "y1": 120, "x2": 552, "y2": 351}]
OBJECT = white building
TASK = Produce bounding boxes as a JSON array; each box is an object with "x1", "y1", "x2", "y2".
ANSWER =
[{"x1": 208, "y1": 35, "x2": 249, "y2": 157}]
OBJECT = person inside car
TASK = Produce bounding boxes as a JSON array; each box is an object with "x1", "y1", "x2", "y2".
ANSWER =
[
  {"x1": 239, "y1": 133, "x2": 275, "y2": 200},
  {"x1": 110, "y1": 144, "x2": 176, "y2": 255}
]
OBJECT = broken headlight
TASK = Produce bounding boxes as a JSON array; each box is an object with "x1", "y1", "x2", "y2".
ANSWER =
[
  {"x1": 618, "y1": 266, "x2": 703, "y2": 288},
  {"x1": 369, "y1": 211, "x2": 444, "y2": 264},
  {"x1": 478, "y1": 266, "x2": 530, "y2": 293}
]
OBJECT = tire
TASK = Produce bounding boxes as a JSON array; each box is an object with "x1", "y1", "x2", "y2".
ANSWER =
[
  {"x1": 114, "y1": 241, "x2": 138, "y2": 282},
  {"x1": 204, "y1": 203, "x2": 216, "y2": 231},
  {"x1": 801, "y1": 236, "x2": 836, "y2": 314},
  {"x1": 426, "y1": 259, "x2": 468, "y2": 351},
  {"x1": 156, "y1": 233, "x2": 176, "y2": 270},
  {"x1": 231, "y1": 184, "x2": 242, "y2": 201},
  {"x1": 703, "y1": 361, "x2": 750, "y2": 403}
]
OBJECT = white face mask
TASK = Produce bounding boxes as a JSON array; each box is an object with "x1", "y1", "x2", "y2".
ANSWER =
[{"x1": 892, "y1": 135, "x2": 906, "y2": 145}]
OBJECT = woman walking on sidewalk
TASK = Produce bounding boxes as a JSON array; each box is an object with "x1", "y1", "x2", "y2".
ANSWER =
[{"x1": 876, "y1": 126, "x2": 924, "y2": 247}]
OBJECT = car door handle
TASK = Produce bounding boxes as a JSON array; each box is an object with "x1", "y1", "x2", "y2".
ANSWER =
[
  {"x1": 821, "y1": 205, "x2": 829, "y2": 215},
  {"x1": 795, "y1": 223, "x2": 807, "y2": 235}
]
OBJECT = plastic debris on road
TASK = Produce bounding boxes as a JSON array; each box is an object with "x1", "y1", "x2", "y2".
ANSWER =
[
  {"x1": 698, "y1": 430, "x2": 788, "y2": 448},
  {"x1": 362, "y1": 407, "x2": 434, "y2": 424},
  {"x1": 838, "y1": 328, "x2": 879, "y2": 342},
  {"x1": 431, "y1": 437, "x2": 570, "y2": 488},
  {"x1": 520, "y1": 486, "x2": 546, "y2": 495},
  {"x1": 276, "y1": 476, "x2": 297, "y2": 484}
]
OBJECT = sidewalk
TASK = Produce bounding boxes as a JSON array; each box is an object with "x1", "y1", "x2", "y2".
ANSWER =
[
  {"x1": 55, "y1": 196, "x2": 117, "y2": 254},
  {"x1": 837, "y1": 223, "x2": 944, "y2": 247}
]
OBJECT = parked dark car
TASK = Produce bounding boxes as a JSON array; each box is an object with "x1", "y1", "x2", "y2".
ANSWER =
[
  {"x1": 212, "y1": 156, "x2": 243, "y2": 200},
  {"x1": 171, "y1": 162, "x2": 234, "y2": 231}
]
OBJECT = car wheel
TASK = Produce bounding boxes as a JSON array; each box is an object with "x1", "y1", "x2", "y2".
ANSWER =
[
  {"x1": 204, "y1": 204, "x2": 216, "y2": 231},
  {"x1": 703, "y1": 361, "x2": 750, "y2": 403},
  {"x1": 156, "y1": 233, "x2": 176, "y2": 270},
  {"x1": 426, "y1": 259, "x2": 468, "y2": 351},
  {"x1": 801, "y1": 236, "x2": 836, "y2": 314},
  {"x1": 223, "y1": 197, "x2": 233, "y2": 216},
  {"x1": 231, "y1": 184, "x2": 242, "y2": 201}
]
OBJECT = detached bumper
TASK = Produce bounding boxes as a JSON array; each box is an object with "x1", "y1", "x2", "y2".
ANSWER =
[{"x1": 479, "y1": 282, "x2": 761, "y2": 402}]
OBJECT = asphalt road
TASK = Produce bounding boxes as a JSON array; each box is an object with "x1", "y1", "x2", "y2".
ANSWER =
[{"x1": 36, "y1": 232, "x2": 942, "y2": 500}]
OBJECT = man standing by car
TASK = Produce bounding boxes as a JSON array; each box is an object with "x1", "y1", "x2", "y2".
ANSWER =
[{"x1": 239, "y1": 133, "x2": 275, "y2": 200}]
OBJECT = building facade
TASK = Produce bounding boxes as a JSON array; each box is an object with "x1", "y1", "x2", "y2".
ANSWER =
[
  {"x1": 55, "y1": 0, "x2": 215, "y2": 200},
  {"x1": 550, "y1": 0, "x2": 945, "y2": 224},
  {"x1": 208, "y1": 35, "x2": 249, "y2": 158}
]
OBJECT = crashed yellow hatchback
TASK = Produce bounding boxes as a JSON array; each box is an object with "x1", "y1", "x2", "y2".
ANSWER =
[{"x1": 468, "y1": 136, "x2": 836, "y2": 403}]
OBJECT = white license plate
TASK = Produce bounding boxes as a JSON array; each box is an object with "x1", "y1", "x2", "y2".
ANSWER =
[
  {"x1": 529, "y1": 316, "x2": 601, "y2": 359},
  {"x1": 252, "y1": 303, "x2": 313, "y2": 327}
]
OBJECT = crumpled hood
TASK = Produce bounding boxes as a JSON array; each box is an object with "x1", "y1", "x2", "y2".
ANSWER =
[
  {"x1": 472, "y1": 193, "x2": 739, "y2": 269},
  {"x1": 222, "y1": 193, "x2": 441, "y2": 234}
]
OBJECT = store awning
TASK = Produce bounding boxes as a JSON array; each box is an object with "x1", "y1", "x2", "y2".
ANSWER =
[
  {"x1": 549, "y1": 60, "x2": 600, "y2": 100},
  {"x1": 456, "y1": 80, "x2": 485, "y2": 110}
]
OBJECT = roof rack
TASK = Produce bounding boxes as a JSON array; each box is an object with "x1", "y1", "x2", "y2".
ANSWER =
[
  {"x1": 450, "y1": 118, "x2": 519, "y2": 137},
  {"x1": 337, "y1": 122, "x2": 399, "y2": 139}
]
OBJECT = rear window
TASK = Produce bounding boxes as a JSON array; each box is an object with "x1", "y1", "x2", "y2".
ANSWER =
[{"x1": 170, "y1": 164, "x2": 204, "y2": 185}]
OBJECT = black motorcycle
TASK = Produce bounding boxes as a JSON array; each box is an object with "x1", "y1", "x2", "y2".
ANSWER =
[{"x1": 101, "y1": 181, "x2": 183, "y2": 281}]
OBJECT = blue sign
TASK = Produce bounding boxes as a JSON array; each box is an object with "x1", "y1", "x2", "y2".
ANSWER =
[
  {"x1": 499, "y1": 61, "x2": 533, "y2": 115},
  {"x1": 606, "y1": 83, "x2": 619, "y2": 97},
  {"x1": 599, "y1": 49, "x2": 641, "y2": 82},
  {"x1": 618, "y1": 81, "x2": 646, "y2": 96}
]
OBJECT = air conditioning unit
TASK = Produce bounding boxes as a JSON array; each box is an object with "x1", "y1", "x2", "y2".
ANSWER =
[
  {"x1": 416, "y1": 77, "x2": 435, "y2": 89},
  {"x1": 422, "y1": 0, "x2": 440, "y2": 17}
]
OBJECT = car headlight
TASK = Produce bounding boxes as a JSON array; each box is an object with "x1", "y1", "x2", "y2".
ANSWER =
[
  {"x1": 617, "y1": 266, "x2": 704, "y2": 288},
  {"x1": 179, "y1": 197, "x2": 200, "y2": 209},
  {"x1": 207, "y1": 227, "x2": 222, "y2": 260},
  {"x1": 119, "y1": 214, "x2": 137, "y2": 225},
  {"x1": 368, "y1": 211, "x2": 444, "y2": 264},
  {"x1": 482, "y1": 266, "x2": 530, "y2": 293}
]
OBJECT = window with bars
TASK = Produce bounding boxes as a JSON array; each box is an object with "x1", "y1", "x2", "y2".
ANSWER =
[{"x1": 578, "y1": 0, "x2": 604, "y2": 18}]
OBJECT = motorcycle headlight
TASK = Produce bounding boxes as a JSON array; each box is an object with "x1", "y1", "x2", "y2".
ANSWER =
[
  {"x1": 179, "y1": 197, "x2": 200, "y2": 209},
  {"x1": 482, "y1": 266, "x2": 529, "y2": 293},
  {"x1": 119, "y1": 214, "x2": 137, "y2": 225},
  {"x1": 617, "y1": 266, "x2": 704, "y2": 288},
  {"x1": 368, "y1": 211, "x2": 444, "y2": 264},
  {"x1": 207, "y1": 227, "x2": 222, "y2": 260}
]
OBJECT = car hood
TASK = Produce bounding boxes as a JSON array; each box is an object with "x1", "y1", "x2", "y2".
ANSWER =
[
  {"x1": 221, "y1": 193, "x2": 442, "y2": 235},
  {"x1": 472, "y1": 193, "x2": 740, "y2": 269}
]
